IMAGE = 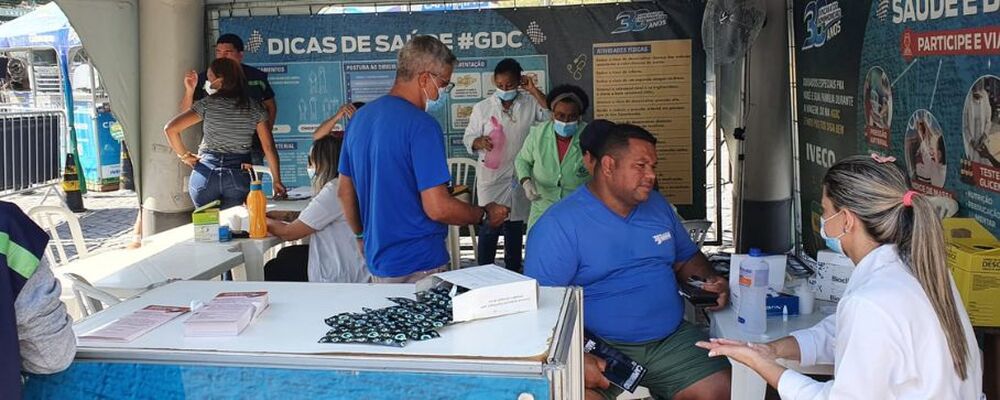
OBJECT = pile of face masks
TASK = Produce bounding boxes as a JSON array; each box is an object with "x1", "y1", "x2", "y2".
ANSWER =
[{"x1": 319, "y1": 286, "x2": 454, "y2": 347}]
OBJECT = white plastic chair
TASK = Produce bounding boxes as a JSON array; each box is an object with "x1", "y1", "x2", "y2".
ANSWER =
[
  {"x1": 250, "y1": 165, "x2": 272, "y2": 181},
  {"x1": 250, "y1": 165, "x2": 276, "y2": 196},
  {"x1": 447, "y1": 158, "x2": 479, "y2": 269},
  {"x1": 27, "y1": 205, "x2": 90, "y2": 266},
  {"x1": 682, "y1": 219, "x2": 713, "y2": 248},
  {"x1": 63, "y1": 273, "x2": 121, "y2": 317}
]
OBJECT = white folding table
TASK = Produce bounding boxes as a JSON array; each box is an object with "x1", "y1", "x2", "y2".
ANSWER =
[
  {"x1": 709, "y1": 304, "x2": 836, "y2": 400},
  {"x1": 60, "y1": 199, "x2": 310, "y2": 298},
  {"x1": 25, "y1": 281, "x2": 584, "y2": 400}
]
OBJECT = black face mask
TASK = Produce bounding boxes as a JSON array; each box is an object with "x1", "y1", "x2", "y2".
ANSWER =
[{"x1": 319, "y1": 286, "x2": 454, "y2": 347}]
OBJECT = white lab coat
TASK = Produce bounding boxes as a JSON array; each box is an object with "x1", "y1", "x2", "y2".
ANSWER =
[
  {"x1": 463, "y1": 92, "x2": 550, "y2": 222},
  {"x1": 914, "y1": 136, "x2": 946, "y2": 187},
  {"x1": 778, "y1": 245, "x2": 983, "y2": 400},
  {"x1": 963, "y1": 90, "x2": 992, "y2": 165}
]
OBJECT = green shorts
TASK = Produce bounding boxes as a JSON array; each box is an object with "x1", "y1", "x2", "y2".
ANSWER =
[{"x1": 597, "y1": 321, "x2": 730, "y2": 400}]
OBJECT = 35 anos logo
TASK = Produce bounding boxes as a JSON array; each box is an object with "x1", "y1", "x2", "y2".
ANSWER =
[
  {"x1": 612, "y1": 9, "x2": 668, "y2": 34},
  {"x1": 801, "y1": 0, "x2": 843, "y2": 50}
]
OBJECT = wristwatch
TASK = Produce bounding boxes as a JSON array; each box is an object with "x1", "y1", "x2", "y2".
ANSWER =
[{"x1": 479, "y1": 206, "x2": 489, "y2": 225}]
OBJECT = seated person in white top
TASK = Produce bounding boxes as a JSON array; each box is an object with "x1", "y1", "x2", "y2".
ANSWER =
[
  {"x1": 264, "y1": 135, "x2": 371, "y2": 283},
  {"x1": 698, "y1": 154, "x2": 984, "y2": 399}
]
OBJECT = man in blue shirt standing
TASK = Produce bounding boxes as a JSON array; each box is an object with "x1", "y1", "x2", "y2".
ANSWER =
[
  {"x1": 338, "y1": 36, "x2": 509, "y2": 282},
  {"x1": 525, "y1": 123, "x2": 731, "y2": 400}
]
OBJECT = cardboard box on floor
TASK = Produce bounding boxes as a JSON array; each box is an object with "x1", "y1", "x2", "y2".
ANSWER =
[
  {"x1": 416, "y1": 264, "x2": 538, "y2": 323},
  {"x1": 942, "y1": 218, "x2": 1000, "y2": 327}
]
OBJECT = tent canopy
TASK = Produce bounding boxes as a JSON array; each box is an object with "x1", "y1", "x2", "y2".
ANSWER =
[{"x1": 0, "y1": 3, "x2": 80, "y2": 54}]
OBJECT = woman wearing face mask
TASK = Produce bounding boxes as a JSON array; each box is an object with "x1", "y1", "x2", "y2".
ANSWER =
[
  {"x1": 263, "y1": 135, "x2": 371, "y2": 283},
  {"x1": 697, "y1": 154, "x2": 983, "y2": 399},
  {"x1": 463, "y1": 59, "x2": 550, "y2": 271},
  {"x1": 164, "y1": 58, "x2": 285, "y2": 209},
  {"x1": 515, "y1": 84, "x2": 590, "y2": 230}
]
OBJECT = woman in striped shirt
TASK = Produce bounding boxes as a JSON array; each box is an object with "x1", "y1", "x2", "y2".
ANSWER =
[{"x1": 165, "y1": 58, "x2": 285, "y2": 209}]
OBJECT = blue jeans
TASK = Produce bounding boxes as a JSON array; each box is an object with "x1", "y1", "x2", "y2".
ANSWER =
[
  {"x1": 476, "y1": 220, "x2": 525, "y2": 273},
  {"x1": 189, "y1": 152, "x2": 251, "y2": 210}
]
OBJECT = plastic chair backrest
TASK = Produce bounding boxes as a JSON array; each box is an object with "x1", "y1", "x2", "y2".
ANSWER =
[
  {"x1": 63, "y1": 273, "x2": 121, "y2": 316},
  {"x1": 251, "y1": 165, "x2": 272, "y2": 181},
  {"x1": 446, "y1": 158, "x2": 479, "y2": 267},
  {"x1": 250, "y1": 165, "x2": 281, "y2": 197},
  {"x1": 27, "y1": 205, "x2": 89, "y2": 266},
  {"x1": 447, "y1": 158, "x2": 477, "y2": 189},
  {"x1": 682, "y1": 219, "x2": 713, "y2": 248}
]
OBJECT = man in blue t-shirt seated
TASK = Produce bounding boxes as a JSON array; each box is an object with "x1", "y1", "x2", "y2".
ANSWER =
[
  {"x1": 338, "y1": 36, "x2": 510, "y2": 283},
  {"x1": 525, "y1": 123, "x2": 732, "y2": 400}
]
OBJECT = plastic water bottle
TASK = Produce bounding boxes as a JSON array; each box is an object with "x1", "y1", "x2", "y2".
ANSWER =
[
  {"x1": 483, "y1": 116, "x2": 506, "y2": 170},
  {"x1": 738, "y1": 248, "x2": 769, "y2": 335},
  {"x1": 247, "y1": 180, "x2": 267, "y2": 239}
]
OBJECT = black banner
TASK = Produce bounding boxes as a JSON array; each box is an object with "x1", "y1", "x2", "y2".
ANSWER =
[{"x1": 792, "y1": 0, "x2": 1000, "y2": 256}]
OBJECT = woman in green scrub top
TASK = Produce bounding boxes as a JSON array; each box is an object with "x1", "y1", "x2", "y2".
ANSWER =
[{"x1": 515, "y1": 84, "x2": 591, "y2": 229}]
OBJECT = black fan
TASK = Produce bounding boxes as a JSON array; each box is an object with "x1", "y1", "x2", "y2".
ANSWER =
[{"x1": 702, "y1": 0, "x2": 766, "y2": 65}]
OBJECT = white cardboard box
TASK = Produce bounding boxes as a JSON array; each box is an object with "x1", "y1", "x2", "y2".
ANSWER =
[
  {"x1": 415, "y1": 264, "x2": 538, "y2": 323},
  {"x1": 809, "y1": 250, "x2": 855, "y2": 302}
]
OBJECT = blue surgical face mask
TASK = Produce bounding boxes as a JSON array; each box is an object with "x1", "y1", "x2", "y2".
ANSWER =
[
  {"x1": 819, "y1": 210, "x2": 846, "y2": 255},
  {"x1": 424, "y1": 85, "x2": 447, "y2": 113},
  {"x1": 495, "y1": 88, "x2": 518, "y2": 102},
  {"x1": 307, "y1": 167, "x2": 316, "y2": 180},
  {"x1": 554, "y1": 120, "x2": 579, "y2": 137}
]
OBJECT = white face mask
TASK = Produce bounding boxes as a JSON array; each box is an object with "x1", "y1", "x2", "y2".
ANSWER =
[{"x1": 203, "y1": 80, "x2": 218, "y2": 96}]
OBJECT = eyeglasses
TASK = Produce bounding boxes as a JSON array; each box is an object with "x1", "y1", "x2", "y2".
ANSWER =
[{"x1": 428, "y1": 72, "x2": 455, "y2": 93}]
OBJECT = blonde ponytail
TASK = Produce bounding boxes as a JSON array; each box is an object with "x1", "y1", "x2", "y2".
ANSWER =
[
  {"x1": 822, "y1": 155, "x2": 969, "y2": 380},
  {"x1": 905, "y1": 195, "x2": 969, "y2": 380}
]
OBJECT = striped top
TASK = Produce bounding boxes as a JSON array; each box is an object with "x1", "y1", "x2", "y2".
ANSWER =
[{"x1": 192, "y1": 96, "x2": 268, "y2": 154}]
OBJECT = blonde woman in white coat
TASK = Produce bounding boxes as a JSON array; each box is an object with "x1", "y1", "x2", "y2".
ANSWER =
[{"x1": 698, "y1": 154, "x2": 983, "y2": 399}]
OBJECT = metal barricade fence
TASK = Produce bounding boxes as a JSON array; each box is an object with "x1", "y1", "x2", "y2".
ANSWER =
[{"x1": 0, "y1": 109, "x2": 65, "y2": 197}]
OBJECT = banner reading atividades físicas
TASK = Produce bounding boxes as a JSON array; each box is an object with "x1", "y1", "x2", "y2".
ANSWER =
[
  {"x1": 219, "y1": 2, "x2": 708, "y2": 217},
  {"x1": 793, "y1": 0, "x2": 1000, "y2": 256}
]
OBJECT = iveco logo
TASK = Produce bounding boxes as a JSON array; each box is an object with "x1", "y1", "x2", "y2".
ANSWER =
[{"x1": 805, "y1": 143, "x2": 836, "y2": 168}]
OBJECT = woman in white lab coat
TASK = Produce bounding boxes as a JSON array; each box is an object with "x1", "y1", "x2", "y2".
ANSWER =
[
  {"x1": 462, "y1": 58, "x2": 549, "y2": 272},
  {"x1": 698, "y1": 154, "x2": 983, "y2": 399}
]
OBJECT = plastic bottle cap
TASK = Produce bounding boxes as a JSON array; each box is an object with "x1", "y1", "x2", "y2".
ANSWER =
[{"x1": 748, "y1": 248, "x2": 764, "y2": 257}]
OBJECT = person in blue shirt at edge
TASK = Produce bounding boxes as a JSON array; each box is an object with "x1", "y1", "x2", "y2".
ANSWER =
[
  {"x1": 525, "y1": 122, "x2": 732, "y2": 400},
  {"x1": 338, "y1": 35, "x2": 510, "y2": 283}
]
